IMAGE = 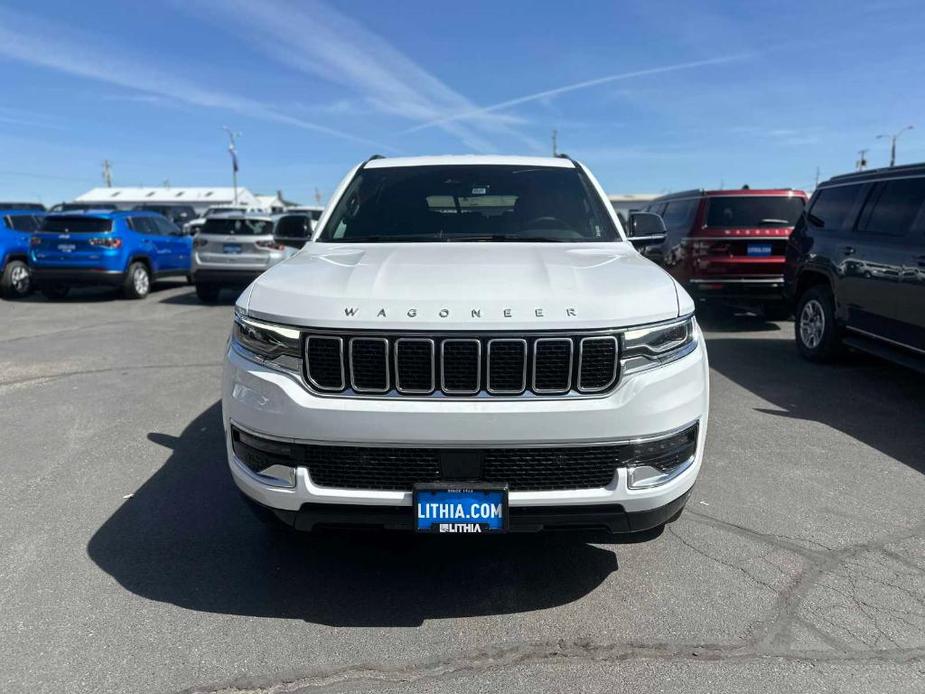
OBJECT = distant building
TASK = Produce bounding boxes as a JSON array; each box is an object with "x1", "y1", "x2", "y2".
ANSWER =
[
  {"x1": 607, "y1": 193, "x2": 658, "y2": 222},
  {"x1": 72, "y1": 186, "x2": 299, "y2": 214}
]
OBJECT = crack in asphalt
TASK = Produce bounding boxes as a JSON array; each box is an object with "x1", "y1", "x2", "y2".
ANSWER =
[
  {"x1": 183, "y1": 511, "x2": 925, "y2": 694},
  {"x1": 0, "y1": 361, "x2": 223, "y2": 389}
]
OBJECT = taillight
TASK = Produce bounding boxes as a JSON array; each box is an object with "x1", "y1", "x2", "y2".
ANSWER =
[
  {"x1": 89, "y1": 237, "x2": 122, "y2": 249},
  {"x1": 193, "y1": 238, "x2": 207, "y2": 248},
  {"x1": 255, "y1": 240, "x2": 285, "y2": 251}
]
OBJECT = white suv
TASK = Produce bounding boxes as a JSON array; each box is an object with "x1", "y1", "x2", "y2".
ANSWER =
[{"x1": 222, "y1": 155, "x2": 708, "y2": 536}]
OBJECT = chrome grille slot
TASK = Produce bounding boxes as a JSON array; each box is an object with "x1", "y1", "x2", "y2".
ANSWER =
[
  {"x1": 441, "y1": 339, "x2": 481, "y2": 394},
  {"x1": 349, "y1": 337, "x2": 389, "y2": 393},
  {"x1": 487, "y1": 339, "x2": 527, "y2": 394},
  {"x1": 532, "y1": 338, "x2": 573, "y2": 393},
  {"x1": 578, "y1": 336, "x2": 618, "y2": 392},
  {"x1": 305, "y1": 336, "x2": 345, "y2": 391},
  {"x1": 395, "y1": 338, "x2": 435, "y2": 393}
]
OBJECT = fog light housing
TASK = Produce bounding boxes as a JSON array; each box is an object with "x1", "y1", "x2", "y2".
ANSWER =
[
  {"x1": 231, "y1": 427, "x2": 298, "y2": 487},
  {"x1": 626, "y1": 424, "x2": 698, "y2": 489}
]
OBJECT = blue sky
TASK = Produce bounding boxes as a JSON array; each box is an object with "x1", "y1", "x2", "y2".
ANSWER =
[{"x1": 0, "y1": 0, "x2": 923, "y2": 205}]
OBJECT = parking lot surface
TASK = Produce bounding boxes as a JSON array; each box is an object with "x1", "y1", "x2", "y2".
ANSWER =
[{"x1": 1, "y1": 284, "x2": 923, "y2": 693}]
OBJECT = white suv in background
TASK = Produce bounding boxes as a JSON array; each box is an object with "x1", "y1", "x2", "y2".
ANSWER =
[
  {"x1": 223, "y1": 155, "x2": 709, "y2": 536},
  {"x1": 191, "y1": 212, "x2": 293, "y2": 302}
]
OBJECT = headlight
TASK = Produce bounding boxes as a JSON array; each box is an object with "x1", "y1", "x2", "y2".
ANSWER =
[
  {"x1": 232, "y1": 310, "x2": 302, "y2": 372},
  {"x1": 622, "y1": 315, "x2": 697, "y2": 375}
]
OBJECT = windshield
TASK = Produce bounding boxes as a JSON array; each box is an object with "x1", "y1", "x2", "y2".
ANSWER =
[
  {"x1": 202, "y1": 218, "x2": 272, "y2": 235},
  {"x1": 4, "y1": 214, "x2": 42, "y2": 231},
  {"x1": 705, "y1": 195, "x2": 804, "y2": 228},
  {"x1": 40, "y1": 215, "x2": 113, "y2": 233},
  {"x1": 317, "y1": 165, "x2": 619, "y2": 243}
]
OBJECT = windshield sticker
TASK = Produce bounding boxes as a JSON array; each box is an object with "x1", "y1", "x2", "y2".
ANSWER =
[{"x1": 471, "y1": 187, "x2": 487, "y2": 195}]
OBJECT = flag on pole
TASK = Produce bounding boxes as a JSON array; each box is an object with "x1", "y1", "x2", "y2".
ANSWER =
[{"x1": 228, "y1": 144, "x2": 239, "y2": 173}]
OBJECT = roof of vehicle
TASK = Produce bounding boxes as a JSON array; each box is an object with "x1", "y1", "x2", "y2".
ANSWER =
[
  {"x1": 652, "y1": 188, "x2": 807, "y2": 201},
  {"x1": 204, "y1": 211, "x2": 274, "y2": 221},
  {"x1": 45, "y1": 209, "x2": 166, "y2": 219},
  {"x1": 363, "y1": 154, "x2": 576, "y2": 169},
  {"x1": 0, "y1": 208, "x2": 47, "y2": 215},
  {"x1": 0, "y1": 202, "x2": 45, "y2": 210},
  {"x1": 823, "y1": 161, "x2": 925, "y2": 187}
]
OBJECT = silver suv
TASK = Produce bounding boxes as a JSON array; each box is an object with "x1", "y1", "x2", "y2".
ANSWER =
[{"x1": 191, "y1": 212, "x2": 291, "y2": 302}]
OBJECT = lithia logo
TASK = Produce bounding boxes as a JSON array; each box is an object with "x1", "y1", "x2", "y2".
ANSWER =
[{"x1": 344, "y1": 306, "x2": 578, "y2": 319}]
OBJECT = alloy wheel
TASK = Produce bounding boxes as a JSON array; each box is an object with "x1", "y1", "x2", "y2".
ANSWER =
[{"x1": 799, "y1": 299, "x2": 825, "y2": 349}]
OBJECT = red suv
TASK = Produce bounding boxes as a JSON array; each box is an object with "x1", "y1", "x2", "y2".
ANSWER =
[{"x1": 643, "y1": 188, "x2": 807, "y2": 318}]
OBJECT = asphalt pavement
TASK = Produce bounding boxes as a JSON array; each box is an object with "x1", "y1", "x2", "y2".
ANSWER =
[{"x1": 1, "y1": 282, "x2": 923, "y2": 693}]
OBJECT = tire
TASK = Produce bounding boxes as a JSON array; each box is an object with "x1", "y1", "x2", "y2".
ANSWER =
[
  {"x1": 763, "y1": 302, "x2": 792, "y2": 321},
  {"x1": 1, "y1": 260, "x2": 32, "y2": 299},
  {"x1": 122, "y1": 262, "x2": 151, "y2": 300},
  {"x1": 195, "y1": 283, "x2": 221, "y2": 303},
  {"x1": 40, "y1": 284, "x2": 69, "y2": 300},
  {"x1": 795, "y1": 285, "x2": 842, "y2": 362}
]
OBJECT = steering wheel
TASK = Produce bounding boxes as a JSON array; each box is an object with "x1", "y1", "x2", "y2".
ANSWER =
[{"x1": 524, "y1": 216, "x2": 567, "y2": 229}]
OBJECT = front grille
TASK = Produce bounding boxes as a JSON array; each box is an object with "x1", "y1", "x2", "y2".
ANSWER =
[
  {"x1": 302, "y1": 331, "x2": 621, "y2": 398},
  {"x1": 231, "y1": 423, "x2": 699, "y2": 493}
]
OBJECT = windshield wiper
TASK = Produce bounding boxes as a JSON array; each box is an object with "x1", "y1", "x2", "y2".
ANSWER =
[
  {"x1": 327, "y1": 234, "x2": 444, "y2": 243},
  {"x1": 758, "y1": 218, "x2": 791, "y2": 225},
  {"x1": 447, "y1": 234, "x2": 568, "y2": 242}
]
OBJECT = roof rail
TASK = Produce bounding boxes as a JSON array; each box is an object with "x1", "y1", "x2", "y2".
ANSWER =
[
  {"x1": 827, "y1": 161, "x2": 925, "y2": 183},
  {"x1": 359, "y1": 154, "x2": 386, "y2": 170},
  {"x1": 652, "y1": 188, "x2": 704, "y2": 201}
]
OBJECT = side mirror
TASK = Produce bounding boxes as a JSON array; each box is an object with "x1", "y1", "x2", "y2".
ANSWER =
[
  {"x1": 627, "y1": 212, "x2": 667, "y2": 248},
  {"x1": 273, "y1": 216, "x2": 312, "y2": 249}
]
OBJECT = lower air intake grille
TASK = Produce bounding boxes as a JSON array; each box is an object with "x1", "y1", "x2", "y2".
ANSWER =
[{"x1": 231, "y1": 423, "x2": 698, "y2": 493}]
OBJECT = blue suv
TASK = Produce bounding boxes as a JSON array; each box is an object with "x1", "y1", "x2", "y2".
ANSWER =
[
  {"x1": 30, "y1": 210, "x2": 192, "y2": 299},
  {"x1": 1, "y1": 208, "x2": 44, "y2": 299}
]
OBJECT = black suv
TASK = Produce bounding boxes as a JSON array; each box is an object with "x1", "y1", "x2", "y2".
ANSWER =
[{"x1": 784, "y1": 163, "x2": 925, "y2": 371}]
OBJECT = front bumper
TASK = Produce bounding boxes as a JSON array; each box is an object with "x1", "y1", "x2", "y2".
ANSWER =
[{"x1": 222, "y1": 327, "x2": 709, "y2": 525}]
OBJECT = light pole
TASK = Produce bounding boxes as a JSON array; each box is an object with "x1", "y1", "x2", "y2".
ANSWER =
[
  {"x1": 223, "y1": 126, "x2": 241, "y2": 205},
  {"x1": 876, "y1": 125, "x2": 914, "y2": 167}
]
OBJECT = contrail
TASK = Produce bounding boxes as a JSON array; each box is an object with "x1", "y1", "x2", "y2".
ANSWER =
[{"x1": 403, "y1": 53, "x2": 753, "y2": 134}]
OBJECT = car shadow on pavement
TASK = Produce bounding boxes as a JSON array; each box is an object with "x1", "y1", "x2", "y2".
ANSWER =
[
  {"x1": 87, "y1": 402, "x2": 622, "y2": 626},
  {"x1": 694, "y1": 305, "x2": 782, "y2": 333},
  {"x1": 159, "y1": 290, "x2": 240, "y2": 306},
  {"x1": 707, "y1": 335, "x2": 925, "y2": 475}
]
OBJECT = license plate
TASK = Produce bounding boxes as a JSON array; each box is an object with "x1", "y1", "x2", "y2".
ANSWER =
[
  {"x1": 223, "y1": 243, "x2": 242, "y2": 254},
  {"x1": 747, "y1": 243, "x2": 772, "y2": 256},
  {"x1": 57, "y1": 244, "x2": 76, "y2": 252},
  {"x1": 414, "y1": 484, "x2": 508, "y2": 533}
]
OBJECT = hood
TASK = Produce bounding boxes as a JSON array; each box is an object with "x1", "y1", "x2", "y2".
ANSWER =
[{"x1": 242, "y1": 242, "x2": 682, "y2": 330}]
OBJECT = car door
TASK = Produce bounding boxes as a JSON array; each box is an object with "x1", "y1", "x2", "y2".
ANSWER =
[
  {"x1": 133, "y1": 216, "x2": 169, "y2": 272},
  {"x1": 154, "y1": 217, "x2": 190, "y2": 271},
  {"x1": 843, "y1": 177, "x2": 925, "y2": 347}
]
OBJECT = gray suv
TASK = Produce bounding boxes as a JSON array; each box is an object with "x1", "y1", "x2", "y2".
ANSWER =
[{"x1": 191, "y1": 213, "x2": 291, "y2": 302}]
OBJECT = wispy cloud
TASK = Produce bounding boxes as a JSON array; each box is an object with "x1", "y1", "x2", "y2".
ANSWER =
[
  {"x1": 0, "y1": 6, "x2": 393, "y2": 150},
  {"x1": 404, "y1": 54, "x2": 752, "y2": 134},
  {"x1": 185, "y1": 0, "x2": 540, "y2": 152}
]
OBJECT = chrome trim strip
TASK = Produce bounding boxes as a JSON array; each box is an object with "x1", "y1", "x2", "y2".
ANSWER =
[
  {"x1": 532, "y1": 337, "x2": 574, "y2": 394},
  {"x1": 486, "y1": 338, "x2": 528, "y2": 394},
  {"x1": 228, "y1": 418, "x2": 702, "y2": 450},
  {"x1": 845, "y1": 326, "x2": 925, "y2": 355},
  {"x1": 348, "y1": 337, "x2": 390, "y2": 393},
  {"x1": 440, "y1": 338, "x2": 482, "y2": 395},
  {"x1": 304, "y1": 335, "x2": 345, "y2": 391},
  {"x1": 394, "y1": 337, "x2": 436, "y2": 394},
  {"x1": 688, "y1": 278, "x2": 783, "y2": 284},
  {"x1": 577, "y1": 336, "x2": 619, "y2": 393}
]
